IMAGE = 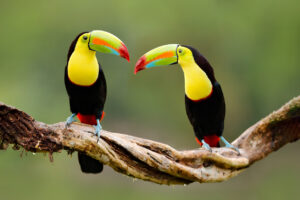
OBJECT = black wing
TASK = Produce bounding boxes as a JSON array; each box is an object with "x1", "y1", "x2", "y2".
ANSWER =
[{"x1": 185, "y1": 81, "x2": 225, "y2": 139}]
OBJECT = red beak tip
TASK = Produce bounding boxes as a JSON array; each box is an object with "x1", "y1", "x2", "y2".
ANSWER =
[
  {"x1": 119, "y1": 44, "x2": 130, "y2": 62},
  {"x1": 134, "y1": 65, "x2": 145, "y2": 74},
  {"x1": 134, "y1": 56, "x2": 147, "y2": 74},
  {"x1": 121, "y1": 54, "x2": 130, "y2": 62},
  {"x1": 133, "y1": 68, "x2": 140, "y2": 75}
]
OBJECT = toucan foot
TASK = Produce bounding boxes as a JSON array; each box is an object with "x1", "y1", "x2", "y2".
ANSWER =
[
  {"x1": 65, "y1": 113, "x2": 76, "y2": 128},
  {"x1": 201, "y1": 139, "x2": 212, "y2": 152},
  {"x1": 220, "y1": 136, "x2": 240, "y2": 155},
  {"x1": 94, "y1": 119, "x2": 102, "y2": 142}
]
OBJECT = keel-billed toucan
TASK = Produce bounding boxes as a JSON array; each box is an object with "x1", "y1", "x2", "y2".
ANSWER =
[
  {"x1": 65, "y1": 30, "x2": 129, "y2": 173},
  {"x1": 134, "y1": 44, "x2": 239, "y2": 152}
]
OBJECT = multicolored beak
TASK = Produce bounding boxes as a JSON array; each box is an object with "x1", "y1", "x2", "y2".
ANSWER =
[
  {"x1": 134, "y1": 44, "x2": 179, "y2": 74},
  {"x1": 89, "y1": 30, "x2": 130, "y2": 62}
]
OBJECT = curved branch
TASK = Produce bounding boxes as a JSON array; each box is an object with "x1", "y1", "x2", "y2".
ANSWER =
[{"x1": 0, "y1": 96, "x2": 299, "y2": 185}]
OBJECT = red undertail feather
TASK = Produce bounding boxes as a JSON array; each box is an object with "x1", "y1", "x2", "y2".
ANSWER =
[
  {"x1": 195, "y1": 135, "x2": 220, "y2": 147},
  {"x1": 77, "y1": 112, "x2": 105, "y2": 125}
]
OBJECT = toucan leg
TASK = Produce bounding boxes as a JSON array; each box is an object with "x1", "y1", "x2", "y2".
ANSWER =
[
  {"x1": 94, "y1": 119, "x2": 102, "y2": 142},
  {"x1": 65, "y1": 113, "x2": 76, "y2": 127},
  {"x1": 220, "y1": 136, "x2": 240, "y2": 154},
  {"x1": 201, "y1": 139, "x2": 212, "y2": 152}
]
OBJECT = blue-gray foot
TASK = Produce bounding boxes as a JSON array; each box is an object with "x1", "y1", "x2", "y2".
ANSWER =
[
  {"x1": 94, "y1": 119, "x2": 102, "y2": 142},
  {"x1": 201, "y1": 139, "x2": 212, "y2": 152},
  {"x1": 65, "y1": 113, "x2": 76, "y2": 127},
  {"x1": 220, "y1": 136, "x2": 240, "y2": 154}
]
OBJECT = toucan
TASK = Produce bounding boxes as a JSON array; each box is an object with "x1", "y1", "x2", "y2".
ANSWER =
[
  {"x1": 134, "y1": 44, "x2": 239, "y2": 153},
  {"x1": 64, "y1": 30, "x2": 129, "y2": 173}
]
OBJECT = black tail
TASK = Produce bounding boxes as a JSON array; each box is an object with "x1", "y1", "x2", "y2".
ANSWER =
[{"x1": 78, "y1": 152, "x2": 103, "y2": 174}]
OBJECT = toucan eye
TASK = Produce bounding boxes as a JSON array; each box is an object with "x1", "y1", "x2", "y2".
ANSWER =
[
  {"x1": 83, "y1": 36, "x2": 88, "y2": 40},
  {"x1": 178, "y1": 49, "x2": 183, "y2": 54}
]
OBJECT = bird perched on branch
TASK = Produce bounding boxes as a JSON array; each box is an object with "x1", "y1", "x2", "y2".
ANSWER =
[
  {"x1": 134, "y1": 44, "x2": 239, "y2": 153},
  {"x1": 64, "y1": 30, "x2": 129, "y2": 173}
]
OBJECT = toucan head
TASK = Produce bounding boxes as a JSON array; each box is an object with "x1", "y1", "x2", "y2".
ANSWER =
[
  {"x1": 69, "y1": 30, "x2": 130, "y2": 62},
  {"x1": 134, "y1": 44, "x2": 215, "y2": 81},
  {"x1": 134, "y1": 44, "x2": 194, "y2": 74}
]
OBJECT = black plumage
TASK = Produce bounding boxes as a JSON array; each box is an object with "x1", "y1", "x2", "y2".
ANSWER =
[
  {"x1": 64, "y1": 32, "x2": 105, "y2": 173},
  {"x1": 183, "y1": 46, "x2": 225, "y2": 147},
  {"x1": 64, "y1": 66, "x2": 106, "y2": 119}
]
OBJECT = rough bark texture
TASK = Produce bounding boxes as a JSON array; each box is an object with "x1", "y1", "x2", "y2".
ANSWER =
[{"x1": 0, "y1": 96, "x2": 299, "y2": 185}]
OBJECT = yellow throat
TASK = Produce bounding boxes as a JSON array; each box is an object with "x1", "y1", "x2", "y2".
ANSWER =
[
  {"x1": 67, "y1": 34, "x2": 99, "y2": 86},
  {"x1": 177, "y1": 47, "x2": 213, "y2": 101}
]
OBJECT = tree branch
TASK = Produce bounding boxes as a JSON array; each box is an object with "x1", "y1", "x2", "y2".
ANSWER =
[{"x1": 0, "y1": 96, "x2": 299, "y2": 185}]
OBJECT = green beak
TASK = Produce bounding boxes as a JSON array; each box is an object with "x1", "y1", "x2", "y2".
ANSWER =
[
  {"x1": 134, "y1": 44, "x2": 179, "y2": 74},
  {"x1": 89, "y1": 30, "x2": 130, "y2": 62}
]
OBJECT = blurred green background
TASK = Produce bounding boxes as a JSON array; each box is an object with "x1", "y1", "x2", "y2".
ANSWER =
[{"x1": 0, "y1": 0, "x2": 299, "y2": 199}]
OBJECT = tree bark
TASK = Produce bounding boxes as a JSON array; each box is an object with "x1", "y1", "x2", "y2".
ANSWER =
[{"x1": 0, "y1": 96, "x2": 299, "y2": 185}]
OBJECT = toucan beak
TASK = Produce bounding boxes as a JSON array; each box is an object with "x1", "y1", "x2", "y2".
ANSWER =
[
  {"x1": 134, "y1": 44, "x2": 179, "y2": 74},
  {"x1": 89, "y1": 30, "x2": 130, "y2": 62}
]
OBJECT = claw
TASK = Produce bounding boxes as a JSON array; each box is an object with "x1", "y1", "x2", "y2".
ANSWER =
[
  {"x1": 201, "y1": 139, "x2": 212, "y2": 152},
  {"x1": 65, "y1": 113, "x2": 76, "y2": 128},
  {"x1": 220, "y1": 136, "x2": 240, "y2": 155},
  {"x1": 94, "y1": 119, "x2": 102, "y2": 142}
]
